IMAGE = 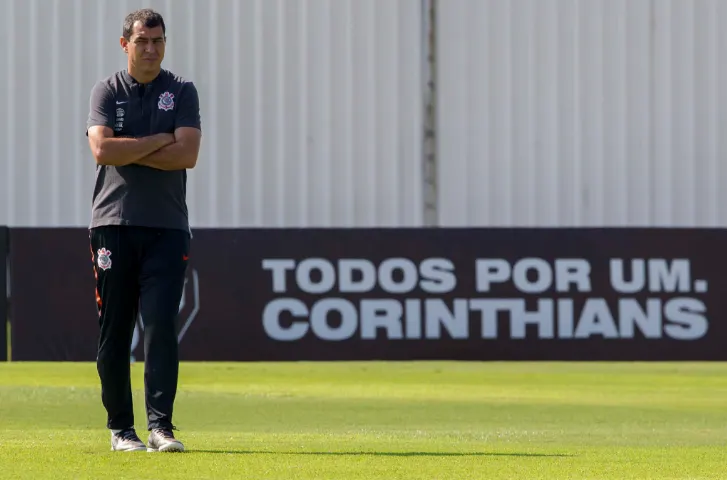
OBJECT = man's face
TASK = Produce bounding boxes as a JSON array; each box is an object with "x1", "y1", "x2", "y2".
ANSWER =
[{"x1": 121, "y1": 21, "x2": 165, "y2": 76}]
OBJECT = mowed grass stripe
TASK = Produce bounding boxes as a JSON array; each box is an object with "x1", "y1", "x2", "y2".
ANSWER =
[{"x1": 0, "y1": 362, "x2": 725, "y2": 479}]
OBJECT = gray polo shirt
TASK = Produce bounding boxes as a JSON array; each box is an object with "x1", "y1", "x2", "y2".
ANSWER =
[{"x1": 86, "y1": 69, "x2": 201, "y2": 233}]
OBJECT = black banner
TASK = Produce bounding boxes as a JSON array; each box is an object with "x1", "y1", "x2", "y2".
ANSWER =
[
  {"x1": 8, "y1": 228, "x2": 727, "y2": 361},
  {"x1": 9, "y1": 228, "x2": 97, "y2": 361},
  {"x1": 0, "y1": 226, "x2": 7, "y2": 361}
]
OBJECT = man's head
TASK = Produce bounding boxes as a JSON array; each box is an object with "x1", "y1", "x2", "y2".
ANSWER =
[{"x1": 120, "y1": 9, "x2": 166, "y2": 82}]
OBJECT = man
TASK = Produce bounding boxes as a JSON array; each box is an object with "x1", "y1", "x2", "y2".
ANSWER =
[{"x1": 85, "y1": 8, "x2": 202, "y2": 453}]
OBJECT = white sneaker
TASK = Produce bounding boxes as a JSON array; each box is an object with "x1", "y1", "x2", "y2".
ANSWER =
[
  {"x1": 110, "y1": 428, "x2": 146, "y2": 452},
  {"x1": 147, "y1": 428, "x2": 185, "y2": 453}
]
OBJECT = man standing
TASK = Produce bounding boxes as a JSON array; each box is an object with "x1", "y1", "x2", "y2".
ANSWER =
[{"x1": 85, "y1": 8, "x2": 202, "y2": 453}]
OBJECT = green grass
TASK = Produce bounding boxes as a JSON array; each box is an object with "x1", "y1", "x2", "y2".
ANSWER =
[{"x1": 0, "y1": 361, "x2": 726, "y2": 479}]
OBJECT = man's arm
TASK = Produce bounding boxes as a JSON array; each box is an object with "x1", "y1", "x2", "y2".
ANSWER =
[
  {"x1": 85, "y1": 81, "x2": 174, "y2": 166},
  {"x1": 134, "y1": 127, "x2": 201, "y2": 170},
  {"x1": 88, "y1": 126, "x2": 175, "y2": 167},
  {"x1": 134, "y1": 82, "x2": 202, "y2": 171}
]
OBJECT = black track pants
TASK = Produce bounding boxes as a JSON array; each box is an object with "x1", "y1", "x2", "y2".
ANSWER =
[{"x1": 89, "y1": 225, "x2": 190, "y2": 431}]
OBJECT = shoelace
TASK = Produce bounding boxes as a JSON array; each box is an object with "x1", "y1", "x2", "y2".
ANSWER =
[
  {"x1": 153, "y1": 428, "x2": 175, "y2": 439},
  {"x1": 117, "y1": 429, "x2": 140, "y2": 442}
]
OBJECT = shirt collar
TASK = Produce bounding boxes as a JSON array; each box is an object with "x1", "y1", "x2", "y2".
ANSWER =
[{"x1": 122, "y1": 69, "x2": 167, "y2": 88}]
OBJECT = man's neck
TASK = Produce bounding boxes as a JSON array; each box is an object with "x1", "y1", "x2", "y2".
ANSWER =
[{"x1": 127, "y1": 67, "x2": 161, "y2": 85}]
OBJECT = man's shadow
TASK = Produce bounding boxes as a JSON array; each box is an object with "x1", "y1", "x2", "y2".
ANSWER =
[{"x1": 187, "y1": 450, "x2": 574, "y2": 457}]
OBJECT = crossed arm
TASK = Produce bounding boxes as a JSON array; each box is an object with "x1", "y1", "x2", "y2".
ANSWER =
[
  {"x1": 86, "y1": 80, "x2": 202, "y2": 170},
  {"x1": 87, "y1": 126, "x2": 201, "y2": 171}
]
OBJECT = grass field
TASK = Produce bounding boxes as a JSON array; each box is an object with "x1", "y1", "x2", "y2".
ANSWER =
[{"x1": 0, "y1": 361, "x2": 726, "y2": 479}]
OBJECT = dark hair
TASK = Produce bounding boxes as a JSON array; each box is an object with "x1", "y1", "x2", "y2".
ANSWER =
[{"x1": 123, "y1": 9, "x2": 166, "y2": 40}]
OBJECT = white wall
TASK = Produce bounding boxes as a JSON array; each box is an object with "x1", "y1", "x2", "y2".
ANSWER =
[
  {"x1": 0, "y1": 0, "x2": 424, "y2": 228},
  {"x1": 437, "y1": 0, "x2": 727, "y2": 227},
  {"x1": 3, "y1": 0, "x2": 724, "y2": 229}
]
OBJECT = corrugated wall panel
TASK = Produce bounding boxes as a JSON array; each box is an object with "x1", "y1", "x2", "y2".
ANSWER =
[
  {"x1": 437, "y1": 0, "x2": 727, "y2": 227},
  {"x1": 0, "y1": 0, "x2": 423, "y2": 227}
]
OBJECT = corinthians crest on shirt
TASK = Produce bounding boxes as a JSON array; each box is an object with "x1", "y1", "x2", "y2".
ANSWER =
[
  {"x1": 97, "y1": 248, "x2": 112, "y2": 271},
  {"x1": 158, "y1": 91, "x2": 175, "y2": 111}
]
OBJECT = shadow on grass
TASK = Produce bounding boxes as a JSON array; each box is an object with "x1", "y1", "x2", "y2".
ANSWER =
[{"x1": 188, "y1": 450, "x2": 574, "y2": 457}]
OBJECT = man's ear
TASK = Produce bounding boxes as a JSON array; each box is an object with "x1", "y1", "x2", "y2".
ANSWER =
[{"x1": 119, "y1": 36, "x2": 128, "y2": 53}]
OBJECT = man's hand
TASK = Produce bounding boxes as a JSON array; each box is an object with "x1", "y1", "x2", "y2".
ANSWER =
[
  {"x1": 88, "y1": 127, "x2": 175, "y2": 167},
  {"x1": 134, "y1": 127, "x2": 202, "y2": 171}
]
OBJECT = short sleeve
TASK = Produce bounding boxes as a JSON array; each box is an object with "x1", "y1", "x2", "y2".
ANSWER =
[
  {"x1": 175, "y1": 82, "x2": 201, "y2": 131},
  {"x1": 86, "y1": 81, "x2": 115, "y2": 136}
]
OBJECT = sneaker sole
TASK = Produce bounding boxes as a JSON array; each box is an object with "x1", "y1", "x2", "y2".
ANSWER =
[
  {"x1": 147, "y1": 443, "x2": 185, "y2": 453},
  {"x1": 111, "y1": 446, "x2": 147, "y2": 452}
]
